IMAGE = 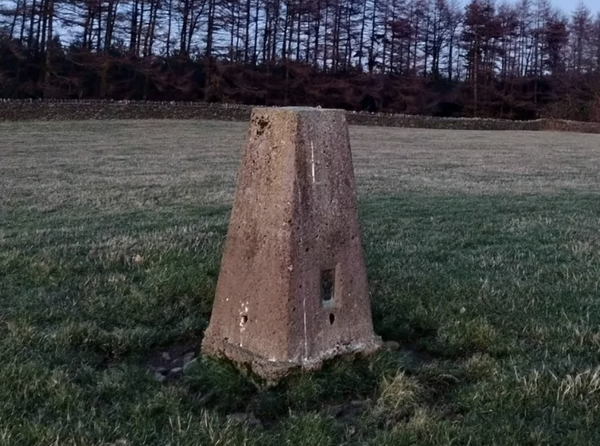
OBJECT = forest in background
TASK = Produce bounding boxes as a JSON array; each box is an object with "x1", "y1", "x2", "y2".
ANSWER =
[{"x1": 0, "y1": 0, "x2": 599, "y2": 121}]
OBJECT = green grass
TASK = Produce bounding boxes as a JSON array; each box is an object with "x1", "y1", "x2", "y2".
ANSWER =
[{"x1": 1, "y1": 120, "x2": 600, "y2": 445}]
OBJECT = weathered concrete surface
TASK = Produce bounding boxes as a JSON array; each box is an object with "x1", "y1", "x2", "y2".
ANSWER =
[{"x1": 201, "y1": 106, "x2": 381, "y2": 382}]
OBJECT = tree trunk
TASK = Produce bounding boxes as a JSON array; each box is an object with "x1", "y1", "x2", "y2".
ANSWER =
[
  {"x1": 43, "y1": 0, "x2": 53, "y2": 97},
  {"x1": 27, "y1": 0, "x2": 37, "y2": 50},
  {"x1": 9, "y1": 0, "x2": 22, "y2": 38},
  {"x1": 130, "y1": 0, "x2": 139, "y2": 54}
]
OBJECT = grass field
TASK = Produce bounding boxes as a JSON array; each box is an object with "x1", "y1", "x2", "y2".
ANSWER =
[{"x1": 1, "y1": 120, "x2": 600, "y2": 445}]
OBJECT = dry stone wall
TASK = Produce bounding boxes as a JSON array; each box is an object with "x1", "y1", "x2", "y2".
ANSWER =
[
  {"x1": 0, "y1": 100, "x2": 251, "y2": 122},
  {"x1": 1, "y1": 99, "x2": 598, "y2": 134}
]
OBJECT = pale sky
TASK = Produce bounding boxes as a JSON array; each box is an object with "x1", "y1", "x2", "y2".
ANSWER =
[{"x1": 552, "y1": 0, "x2": 599, "y2": 15}]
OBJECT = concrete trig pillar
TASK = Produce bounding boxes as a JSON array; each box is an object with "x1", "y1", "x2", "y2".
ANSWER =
[{"x1": 201, "y1": 107, "x2": 381, "y2": 382}]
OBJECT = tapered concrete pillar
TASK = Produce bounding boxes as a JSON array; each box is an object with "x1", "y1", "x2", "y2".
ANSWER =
[{"x1": 201, "y1": 107, "x2": 381, "y2": 382}]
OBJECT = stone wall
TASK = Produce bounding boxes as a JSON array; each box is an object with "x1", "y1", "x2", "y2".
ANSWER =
[
  {"x1": 1, "y1": 99, "x2": 599, "y2": 134},
  {"x1": 345, "y1": 112, "x2": 546, "y2": 131},
  {"x1": 0, "y1": 100, "x2": 252, "y2": 122}
]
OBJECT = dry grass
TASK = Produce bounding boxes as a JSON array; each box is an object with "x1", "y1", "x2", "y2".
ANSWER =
[
  {"x1": 0, "y1": 120, "x2": 242, "y2": 212},
  {"x1": 2, "y1": 121, "x2": 600, "y2": 215},
  {"x1": 350, "y1": 125, "x2": 600, "y2": 195}
]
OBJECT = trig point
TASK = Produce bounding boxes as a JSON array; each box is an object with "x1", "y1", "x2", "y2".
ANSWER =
[{"x1": 201, "y1": 106, "x2": 381, "y2": 382}]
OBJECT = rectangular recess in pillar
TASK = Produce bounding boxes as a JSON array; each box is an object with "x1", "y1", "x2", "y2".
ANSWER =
[{"x1": 320, "y1": 269, "x2": 335, "y2": 306}]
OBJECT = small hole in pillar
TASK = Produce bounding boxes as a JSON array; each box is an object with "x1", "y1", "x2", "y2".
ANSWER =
[
  {"x1": 321, "y1": 269, "x2": 335, "y2": 303},
  {"x1": 329, "y1": 313, "x2": 335, "y2": 324},
  {"x1": 241, "y1": 315, "x2": 248, "y2": 325}
]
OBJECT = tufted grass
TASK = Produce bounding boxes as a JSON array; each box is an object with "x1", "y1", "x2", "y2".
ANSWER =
[{"x1": 1, "y1": 120, "x2": 600, "y2": 445}]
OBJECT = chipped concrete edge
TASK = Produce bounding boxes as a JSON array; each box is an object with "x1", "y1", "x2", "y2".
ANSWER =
[{"x1": 201, "y1": 334, "x2": 383, "y2": 384}]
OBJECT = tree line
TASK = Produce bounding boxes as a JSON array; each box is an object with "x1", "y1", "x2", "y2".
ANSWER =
[{"x1": 0, "y1": 0, "x2": 599, "y2": 121}]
